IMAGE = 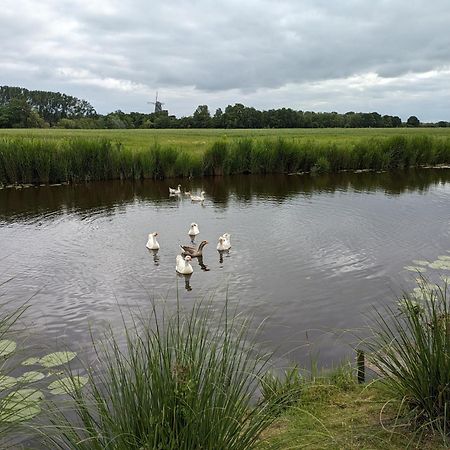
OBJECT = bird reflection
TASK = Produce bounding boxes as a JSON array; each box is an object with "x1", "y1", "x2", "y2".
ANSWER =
[
  {"x1": 149, "y1": 249, "x2": 160, "y2": 266},
  {"x1": 177, "y1": 272, "x2": 193, "y2": 291},
  {"x1": 218, "y1": 249, "x2": 230, "y2": 264},
  {"x1": 197, "y1": 255, "x2": 210, "y2": 271}
]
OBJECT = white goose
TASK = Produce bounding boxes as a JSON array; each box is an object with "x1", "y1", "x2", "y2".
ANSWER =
[
  {"x1": 146, "y1": 232, "x2": 160, "y2": 250},
  {"x1": 176, "y1": 254, "x2": 193, "y2": 274},
  {"x1": 222, "y1": 233, "x2": 231, "y2": 250},
  {"x1": 190, "y1": 191, "x2": 205, "y2": 202},
  {"x1": 216, "y1": 236, "x2": 227, "y2": 251},
  {"x1": 169, "y1": 184, "x2": 181, "y2": 195},
  {"x1": 188, "y1": 223, "x2": 200, "y2": 237}
]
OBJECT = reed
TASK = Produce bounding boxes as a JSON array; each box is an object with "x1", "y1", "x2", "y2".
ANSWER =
[
  {"x1": 366, "y1": 279, "x2": 450, "y2": 434},
  {"x1": 42, "y1": 300, "x2": 288, "y2": 449},
  {"x1": 2, "y1": 134, "x2": 450, "y2": 184}
]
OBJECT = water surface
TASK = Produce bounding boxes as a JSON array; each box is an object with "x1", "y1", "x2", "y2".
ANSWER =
[{"x1": 1, "y1": 170, "x2": 450, "y2": 368}]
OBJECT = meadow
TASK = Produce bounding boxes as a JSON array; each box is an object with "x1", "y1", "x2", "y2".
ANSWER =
[
  {"x1": 2, "y1": 127, "x2": 450, "y2": 153},
  {"x1": 2, "y1": 128, "x2": 450, "y2": 184}
]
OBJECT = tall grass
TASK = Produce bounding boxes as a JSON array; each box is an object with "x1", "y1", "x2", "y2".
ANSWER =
[
  {"x1": 42, "y1": 300, "x2": 288, "y2": 449},
  {"x1": 366, "y1": 279, "x2": 450, "y2": 433},
  {"x1": 2, "y1": 134, "x2": 450, "y2": 184}
]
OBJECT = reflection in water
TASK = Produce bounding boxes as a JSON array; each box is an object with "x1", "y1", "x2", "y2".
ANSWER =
[
  {"x1": 177, "y1": 272, "x2": 193, "y2": 291},
  {"x1": 1, "y1": 169, "x2": 450, "y2": 370},
  {"x1": 2, "y1": 169, "x2": 450, "y2": 222},
  {"x1": 197, "y1": 255, "x2": 209, "y2": 272},
  {"x1": 149, "y1": 249, "x2": 160, "y2": 266},
  {"x1": 218, "y1": 250, "x2": 231, "y2": 264}
]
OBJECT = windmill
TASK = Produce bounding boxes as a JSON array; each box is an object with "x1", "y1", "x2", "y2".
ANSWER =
[{"x1": 148, "y1": 92, "x2": 165, "y2": 113}]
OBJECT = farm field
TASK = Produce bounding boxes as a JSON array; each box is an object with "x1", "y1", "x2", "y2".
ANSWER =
[{"x1": 2, "y1": 127, "x2": 450, "y2": 153}]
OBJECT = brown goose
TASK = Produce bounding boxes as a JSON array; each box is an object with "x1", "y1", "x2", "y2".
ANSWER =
[{"x1": 180, "y1": 240, "x2": 208, "y2": 258}]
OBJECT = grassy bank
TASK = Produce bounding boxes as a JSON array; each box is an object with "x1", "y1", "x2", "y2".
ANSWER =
[
  {"x1": 263, "y1": 381, "x2": 447, "y2": 449},
  {"x1": 2, "y1": 132, "x2": 450, "y2": 184}
]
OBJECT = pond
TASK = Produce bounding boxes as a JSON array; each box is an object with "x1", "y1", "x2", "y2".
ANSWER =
[{"x1": 1, "y1": 169, "x2": 450, "y2": 369}]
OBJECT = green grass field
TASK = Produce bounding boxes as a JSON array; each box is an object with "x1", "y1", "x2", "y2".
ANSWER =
[
  {"x1": 2, "y1": 128, "x2": 450, "y2": 184},
  {"x1": 2, "y1": 127, "x2": 450, "y2": 153}
]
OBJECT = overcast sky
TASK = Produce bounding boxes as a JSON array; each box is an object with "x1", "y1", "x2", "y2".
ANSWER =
[{"x1": 1, "y1": 0, "x2": 449, "y2": 121}]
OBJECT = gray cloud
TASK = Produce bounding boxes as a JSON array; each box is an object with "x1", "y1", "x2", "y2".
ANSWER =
[{"x1": 1, "y1": 0, "x2": 450, "y2": 120}]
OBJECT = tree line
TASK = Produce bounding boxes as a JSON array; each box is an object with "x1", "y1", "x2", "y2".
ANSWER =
[{"x1": 1, "y1": 85, "x2": 448, "y2": 129}]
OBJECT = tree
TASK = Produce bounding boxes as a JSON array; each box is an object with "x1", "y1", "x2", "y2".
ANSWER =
[
  {"x1": 192, "y1": 105, "x2": 211, "y2": 128},
  {"x1": 406, "y1": 116, "x2": 420, "y2": 127}
]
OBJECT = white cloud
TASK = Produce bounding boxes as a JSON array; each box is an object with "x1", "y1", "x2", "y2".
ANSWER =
[{"x1": 1, "y1": 0, "x2": 450, "y2": 121}]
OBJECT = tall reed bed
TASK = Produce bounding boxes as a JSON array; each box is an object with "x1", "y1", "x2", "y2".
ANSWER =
[
  {"x1": 42, "y1": 300, "x2": 287, "y2": 449},
  {"x1": 366, "y1": 280, "x2": 450, "y2": 435},
  {"x1": 2, "y1": 134, "x2": 450, "y2": 184}
]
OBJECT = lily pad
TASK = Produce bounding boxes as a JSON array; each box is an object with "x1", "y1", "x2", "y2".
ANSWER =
[
  {"x1": 0, "y1": 375, "x2": 17, "y2": 389},
  {"x1": 39, "y1": 351, "x2": 77, "y2": 368},
  {"x1": 22, "y1": 357, "x2": 41, "y2": 366},
  {"x1": 48, "y1": 376, "x2": 88, "y2": 395},
  {"x1": 429, "y1": 261, "x2": 450, "y2": 270},
  {"x1": 18, "y1": 371, "x2": 45, "y2": 384},
  {"x1": 412, "y1": 260, "x2": 429, "y2": 266},
  {"x1": 0, "y1": 340, "x2": 16, "y2": 358},
  {"x1": 404, "y1": 266, "x2": 427, "y2": 273},
  {"x1": 0, "y1": 389, "x2": 43, "y2": 422}
]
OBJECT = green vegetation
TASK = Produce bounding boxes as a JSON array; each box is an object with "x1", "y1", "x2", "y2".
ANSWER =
[
  {"x1": 42, "y1": 301, "x2": 286, "y2": 449},
  {"x1": 2, "y1": 130, "x2": 450, "y2": 184},
  {"x1": 263, "y1": 381, "x2": 447, "y2": 449},
  {"x1": 366, "y1": 279, "x2": 450, "y2": 436}
]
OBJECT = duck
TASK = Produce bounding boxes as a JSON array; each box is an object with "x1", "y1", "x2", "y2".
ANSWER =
[
  {"x1": 222, "y1": 233, "x2": 231, "y2": 250},
  {"x1": 190, "y1": 191, "x2": 205, "y2": 202},
  {"x1": 176, "y1": 254, "x2": 193, "y2": 274},
  {"x1": 169, "y1": 184, "x2": 181, "y2": 195},
  {"x1": 146, "y1": 232, "x2": 160, "y2": 250},
  {"x1": 188, "y1": 223, "x2": 200, "y2": 237},
  {"x1": 180, "y1": 240, "x2": 208, "y2": 258}
]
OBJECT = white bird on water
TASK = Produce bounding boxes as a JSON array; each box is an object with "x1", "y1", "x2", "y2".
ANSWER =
[
  {"x1": 176, "y1": 254, "x2": 193, "y2": 274},
  {"x1": 190, "y1": 191, "x2": 205, "y2": 202},
  {"x1": 222, "y1": 233, "x2": 231, "y2": 250},
  {"x1": 169, "y1": 184, "x2": 181, "y2": 195},
  {"x1": 188, "y1": 223, "x2": 200, "y2": 237},
  {"x1": 146, "y1": 232, "x2": 160, "y2": 250}
]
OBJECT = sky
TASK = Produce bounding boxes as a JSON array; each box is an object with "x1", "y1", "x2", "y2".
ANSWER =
[{"x1": 1, "y1": 0, "x2": 450, "y2": 121}]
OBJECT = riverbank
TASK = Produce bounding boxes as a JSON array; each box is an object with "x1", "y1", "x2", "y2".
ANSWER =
[
  {"x1": 262, "y1": 380, "x2": 447, "y2": 449},
  {"x1": 2, "y1": 130, "x2": 450, "y2": 184}
]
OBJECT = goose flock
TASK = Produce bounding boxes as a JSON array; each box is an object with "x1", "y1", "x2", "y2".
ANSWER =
[
  {"x1": 146, "y1": 187, "x2": 232, "y2": 285},
  {"x1": 169, "y1": 184, "x2": 205, "y2": 203}
]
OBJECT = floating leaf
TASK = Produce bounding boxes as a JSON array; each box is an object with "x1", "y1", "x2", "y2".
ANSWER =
[
  {"x1": 0, "y1": 375, "x2": 17, "y2": 389},
  {"x1": 22, "y1": 357, "x2": 40, "y2": 366},
  {"x1": 39, "y1": 352, "x2": 77, "y2": 368},
  {"x1": 0, "y1": 389, "x2": 43, "y2": 422},
  {"x1": 48, "y1": 376, "x2": 88, "y2": 395},
  {"x1": 412, "y1": 260, "x2": 429, "y2": 266},
  {"x1": 404, "y1": 266, "x2": 427, "y2": 273},
  {"x1": 429, "y1": 261, "x2": 450, "y2": 270},
  {"x1": 18, "y1": 371, "x2": 45, "y2": 384},
  {"x1": 0, "y1": 340, "x2": 16, "y2": 358}
]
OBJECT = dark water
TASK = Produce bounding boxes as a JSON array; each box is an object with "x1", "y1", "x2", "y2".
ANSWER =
[{"x1": 1, "y1": 170, "x2": 450, "y2": 369}]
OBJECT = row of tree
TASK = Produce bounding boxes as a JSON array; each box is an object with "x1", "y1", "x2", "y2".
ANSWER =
[
  {"x1": 1, "y1": 85, "x2": 448, "y2": 129},
  {"x1": 0, "y1": 86, "x2": 96, "y2": 127}
]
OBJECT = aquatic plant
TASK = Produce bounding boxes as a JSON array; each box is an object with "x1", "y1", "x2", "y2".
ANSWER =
[
  {"x1": 42, "y1": 300, "x2": 288, "y2": 449},
  {"x1": 366, "y1": 278, "x2": 450, "y2": 433},
  {"x1": 2, "y1": 132, "x2": 450, "y2": 184}
]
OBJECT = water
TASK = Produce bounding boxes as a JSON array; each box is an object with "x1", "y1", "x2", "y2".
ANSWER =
[{"x1": 1, "y1": 170, "x2": 450, "y2": 368}]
